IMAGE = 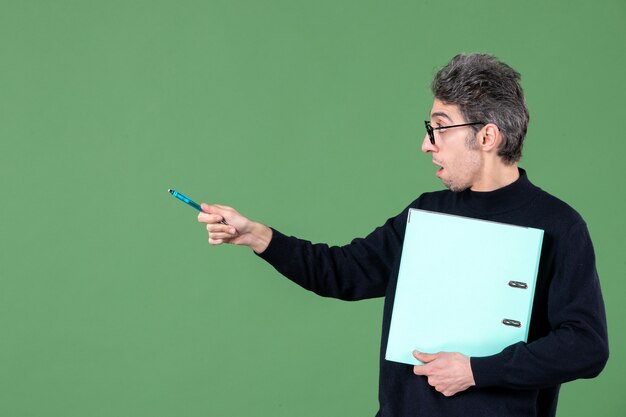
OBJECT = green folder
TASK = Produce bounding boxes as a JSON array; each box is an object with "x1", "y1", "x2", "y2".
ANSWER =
[{"x1": 385, "y1": 209, "x2": 544, "y2": 365}]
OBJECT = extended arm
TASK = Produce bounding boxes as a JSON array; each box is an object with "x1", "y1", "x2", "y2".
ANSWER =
[{"x1": 197, "y1": 203, "x2": 408, "y2": 301}]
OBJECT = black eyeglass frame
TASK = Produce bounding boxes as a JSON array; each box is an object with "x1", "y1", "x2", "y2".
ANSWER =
[{"x1": 424, "y1": 120, "x2": 486, "y2": 145}]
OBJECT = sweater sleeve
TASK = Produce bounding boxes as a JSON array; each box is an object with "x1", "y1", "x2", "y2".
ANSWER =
[
  {"x1": 471, "y1": 221, "x2": 609, "y2": 388},
  {"x1": 256, "y1": 209, "x2": 408, "y2": 301}
]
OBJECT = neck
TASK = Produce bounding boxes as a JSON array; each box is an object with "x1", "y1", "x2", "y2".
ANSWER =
[{"x1": 470, "y1": 161, "x2": 520, "y2": 192}]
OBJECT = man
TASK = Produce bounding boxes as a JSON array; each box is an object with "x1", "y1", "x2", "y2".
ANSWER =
[{"x1": 197, "y1": 54, "x2": 609, "y2": 416}]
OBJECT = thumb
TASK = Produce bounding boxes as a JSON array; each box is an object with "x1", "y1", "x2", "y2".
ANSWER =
[
  {"x1": 200, "y1": 202, "x2": 212, "y2": 213},
  {"x1": 200, "y1": 203, "x2": 229, "y2": 225},
  {"x1": 413, "y1": 350, "x2": 438, "y2": 363},
  {"x1": 201, "y1": 203, "x2": 224, "y2": 216}
]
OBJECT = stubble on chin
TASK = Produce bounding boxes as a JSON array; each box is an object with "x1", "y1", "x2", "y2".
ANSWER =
[{"x1": 445, "y1": 180, "x2": 470, "y2": 193}]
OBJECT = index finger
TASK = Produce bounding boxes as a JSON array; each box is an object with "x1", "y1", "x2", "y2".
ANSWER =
[{"x1": 413, "y1": 362, "x2": 431, "y2": 376}]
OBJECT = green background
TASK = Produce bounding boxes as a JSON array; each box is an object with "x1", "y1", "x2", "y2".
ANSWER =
[{"x1": 1, "y1": 0, "x2": 624, "y2": 416}]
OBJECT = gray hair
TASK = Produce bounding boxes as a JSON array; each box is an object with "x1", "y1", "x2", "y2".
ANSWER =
[{"x1": 431, "y1": 54, "x2": 529, "y2": 164}]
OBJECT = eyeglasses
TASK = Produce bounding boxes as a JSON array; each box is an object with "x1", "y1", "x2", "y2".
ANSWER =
[{"x1": 424, "y1": 120, "x2": 486, "y2": 145}]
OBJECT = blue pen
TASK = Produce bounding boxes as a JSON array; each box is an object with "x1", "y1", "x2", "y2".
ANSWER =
[{"x1": 168, "y1": 189, "x2": 227, "y2": 224}]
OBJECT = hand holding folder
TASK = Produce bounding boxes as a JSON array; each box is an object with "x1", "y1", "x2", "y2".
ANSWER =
[{"x1": 386, "y1": 209, "x2": 544, "y2": 365}]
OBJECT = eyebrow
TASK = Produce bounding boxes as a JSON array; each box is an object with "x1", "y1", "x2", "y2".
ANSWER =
[{"x1": 430, "y1": 112, "x2": 454, "y2": 123}]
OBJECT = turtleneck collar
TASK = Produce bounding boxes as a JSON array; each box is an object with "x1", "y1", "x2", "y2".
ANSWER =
[{"x1": 459, "y1": 168, "x2": 538, "y2": 215}]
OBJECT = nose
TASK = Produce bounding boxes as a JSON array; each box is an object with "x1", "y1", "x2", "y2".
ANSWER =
[{"x1": 421, "y1": 134, "x2": 437, "y2": 153}]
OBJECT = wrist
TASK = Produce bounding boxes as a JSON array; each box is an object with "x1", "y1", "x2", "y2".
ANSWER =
[{"x1": 248, "y1": 222, "x2": 273, "y2": 254}]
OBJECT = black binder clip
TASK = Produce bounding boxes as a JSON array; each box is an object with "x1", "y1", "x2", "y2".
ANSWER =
[
  {"x1": 502, "y1": 319, "x2": 522, "y2": 327},
  {"x1": 508, "y1": 280, "x2": 528, "y2": 289}
]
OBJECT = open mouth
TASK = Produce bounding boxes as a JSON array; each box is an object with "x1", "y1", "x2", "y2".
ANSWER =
[{"x1": 433, "y1": 161, "x2": 444, "y2": 177}]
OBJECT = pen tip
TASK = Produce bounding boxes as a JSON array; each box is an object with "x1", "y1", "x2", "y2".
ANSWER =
[{"x1": 167, "y1": 188, "x2": 173, "y2": 194}]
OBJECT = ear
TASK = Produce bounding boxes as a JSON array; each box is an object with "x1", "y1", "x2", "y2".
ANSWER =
[{"x1": 478, "y1": 123, "x2": 501, "y2": 152}]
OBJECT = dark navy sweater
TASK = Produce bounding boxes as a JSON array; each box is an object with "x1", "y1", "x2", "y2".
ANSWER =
[{"x1": 258, "y1": 170, "x2": 608, "y2": 416}]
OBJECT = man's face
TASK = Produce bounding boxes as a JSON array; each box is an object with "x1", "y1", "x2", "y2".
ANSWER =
[{"x1": 422, "y1": 99, "x2": 483, "y2": 192}]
